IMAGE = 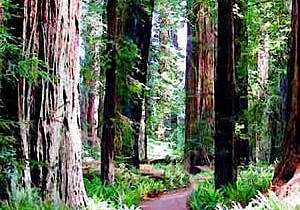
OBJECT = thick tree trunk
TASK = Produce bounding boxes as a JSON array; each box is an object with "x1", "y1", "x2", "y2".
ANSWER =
[
  {"x1": 185, "y1": 4, "x2": 215, "y2": 172},
  {"x1": 4, "y1": 0, "x2": 88, "y2": 207},
  {"x1": 197, "y1": 6, "x2": 215, "y2": 123},
  {"x1": 273, "y1": 0, "x2": 300, "y2": 195},
  {"x1": 185, "y1": 22, "x2": 195, "y2": 146},
  {"x1": 101, "y1": 0, "x2": 117, "y2": 184},
  {"x1": 215, "y1": 0, "x2": 236, "y2": 188}
]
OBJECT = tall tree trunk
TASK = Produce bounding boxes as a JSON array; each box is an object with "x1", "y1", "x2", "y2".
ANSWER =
[
  {"x1": 101, "y1": 0, "x2": 117, "y2": 184},
  {"x1": 122, "y1": 1, "x2": 155, "y2": 167},
  {"x1": 215, "y1": 0, "x2": 236, "y2": 188},
  {"x1": 197, "y1": 6, "x2": 215, "y2": 123},
  {"x1": 4, "y1": 0, "x2": 88, "y2": 206},
  {"x1": 273, "y1": 0, "x2": 300, "y2": 195},
  {"x1": 185, "y1": 22, "x2": 196, "y2": 146},
  {"x1": 185, "y1": 4, "x2": 215, "y2": 173},
  {"x1": 81, "y1": 0, "x2": 105, "y2": 146},
  {"x1": 256, "y1": 32, "x2": 270, "y2": 161}
]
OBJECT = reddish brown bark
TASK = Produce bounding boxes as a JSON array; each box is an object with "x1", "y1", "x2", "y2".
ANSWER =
[
  {"x1": 82, "y1": 79, "x2": 101, "y2": 145},
  {"x1": 196, "y1": 6, "x2": 215, "y2": 125},
  {"x1": 185, "y1": 4, "x2": 215, "y2": 172},
  {"x1": 185, "y1": 22, "x2": 196, "y2": 145},
  {"x1": 273, "y1": 0, "x2": 300, "y2": 194},
  {"x1": 9, "y1": 0, "x2": 87, "y2": 207}
]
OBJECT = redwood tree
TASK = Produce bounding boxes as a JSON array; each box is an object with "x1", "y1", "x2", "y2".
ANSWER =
[
  {"x1": 185, "y1": 2, "x2": 215, "y2": 173},
  {"x1": 273, "y1": 0, "x2": 300, "y2": 193},
  {"x1": 2, "y1": 0, "x2": 88, "y2": 207},
  {"x1": 101, "y1": 0, "x2": 117, "y2": 184},
  {"x1": 215, "y1": 0, "x2": 236, "y2": 188}
]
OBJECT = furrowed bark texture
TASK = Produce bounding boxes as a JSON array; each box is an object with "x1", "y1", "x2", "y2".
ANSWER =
[
  {"x1": 197, "y1": 6, "x2": 215, "y2": 124},
  {"x1": 215, "y1": 0, "x2": 236, "y2": 188},
  {"x1": 185, "y1": 22, "x2": 195, "y2": 145},
  {"x1": 14, "y1": 0, "x2": 87, "y2": 207},
  {"x1": 273, "y1": 0, "x2": 300, "y2": 192},
  {"x1": 185, "y1": 4, "x2": 215, "y2": 172}
]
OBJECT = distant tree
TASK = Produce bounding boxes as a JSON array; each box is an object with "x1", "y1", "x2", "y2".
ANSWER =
[
  {"x1": 185, "y1": 1, "x2": 215, "y2": 173},
  {"x1": 215, "y1": 0, "x2": 236, "y2": 188},
  {"x1": 273, "y1": 0, "x2": 300, "y2": 192},
  {"x1": 101, "y1": 0, "x2": 117, "y2": 184},
  {"x1": 81, "y1": 0, "x2": 105, "y2": 146}
]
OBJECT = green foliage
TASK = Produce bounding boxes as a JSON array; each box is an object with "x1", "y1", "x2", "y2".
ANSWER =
[
  {"x1": 81, "y1": 0, "x2": 106, "y2": 88},
  {"x1": 189, "y1": 180, "x2": 224, "y2": 210},
  {"x1": 16, "y1": 56, "x2": 50, "y2": 85},
  {"x1": 114, "y1": 113, "x2": 135, "y2": 156},
  {"x1": 85, "y1": 163, "x2": 190, "y2": 207},
  {"x1": 189, "y1": 164, "x2": 274, "y2": 210},
  {"x1": 147, "y1": 0, "x2": 186, "y2": 149},
  {"x1": 220, "y1": 191, "x2": 300, "y2": 210},
  {"x1": 0, "y1": 119, "x2": 18, "y2": 200},
  {"x1": 117, "y1": 40, "x2": 141, "y2": 100},
  {"x1": 223, "y1": 164, "x2": 274, "y2": 205},
  {"x1": 245, "y1": 0, "x2": 290, "y2": 158},
  {"x1": 185, "y1": 119, "x2": 214, "y2": 154},
  {"x1": 0, "y1": 188, "x2": 69, "y2": 210},
  {"x1": 82, "y1": 144, "x2": 101, "y2": 160}
]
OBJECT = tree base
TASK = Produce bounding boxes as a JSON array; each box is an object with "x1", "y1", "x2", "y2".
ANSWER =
[{"x1": 272, "y1": 158, "x2": 300, "y2": 198}]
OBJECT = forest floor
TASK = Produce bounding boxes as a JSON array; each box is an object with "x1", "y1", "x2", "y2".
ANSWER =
[{"x1": 141, "y1": 187, "x2": 193, "y2": 210}]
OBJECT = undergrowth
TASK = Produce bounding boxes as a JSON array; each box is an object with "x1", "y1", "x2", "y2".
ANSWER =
[
  {"x1": 0, "y1": 187, "x2": 141, "y2": 210},
  {"x1": 189, "y1": 163, "x2": 274, "y2": 210},
  {"x1": 220, "y1": 191, "x2": 300, "y2": 210},
  {"x1": 0, "y1": 188, "x2": 69, "y2": 210},
  {"x1": 84, "y1": 163, "x2": 191, "y2": 207}
]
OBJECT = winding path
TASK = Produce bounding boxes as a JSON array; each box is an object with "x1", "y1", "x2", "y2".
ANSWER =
[{"x1": 141, "y1": 188, "x2": 192, "y2": 210}]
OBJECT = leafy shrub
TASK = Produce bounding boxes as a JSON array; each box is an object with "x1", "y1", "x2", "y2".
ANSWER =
[
  {"x1": 0, "y1": 188, "x2": 68, "y2": 210},
  {"x1": 0, "y1": 187, "x2": 140, "y2": 210},
  {"x1": 0, "y1": 119, "x2": 18, "y2": 200},
  {"x1": 189, "y1": 180, "x2": 225, "y2": 210},
  {"x1": 223, "y1": 163, "x2": 274, "y2": 205},
  {"x1": 85, "y1": 163, "x2": 191, "y2": 207},
  {"x1": 189, "y1": 163, "x2": 274, "y2": 210},
  {"x1": 219, "y1": 191, "x2": 300, "y2": 210}
]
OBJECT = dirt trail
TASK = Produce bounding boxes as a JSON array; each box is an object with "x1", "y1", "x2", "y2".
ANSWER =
[{"x1": 141, "y1": 188, "x2": 193, "y2": 210}]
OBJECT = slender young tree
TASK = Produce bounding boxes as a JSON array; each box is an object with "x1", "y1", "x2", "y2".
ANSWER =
[
  {"x1": 101, "y1": 0, "x2": 117, "y2": 184},
  {"x1": 273, "y1": 0, "x2": 300, "y2": 194},
  {"x1": 215, "y1": 0, "x2": 236, "y2": 188}
]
